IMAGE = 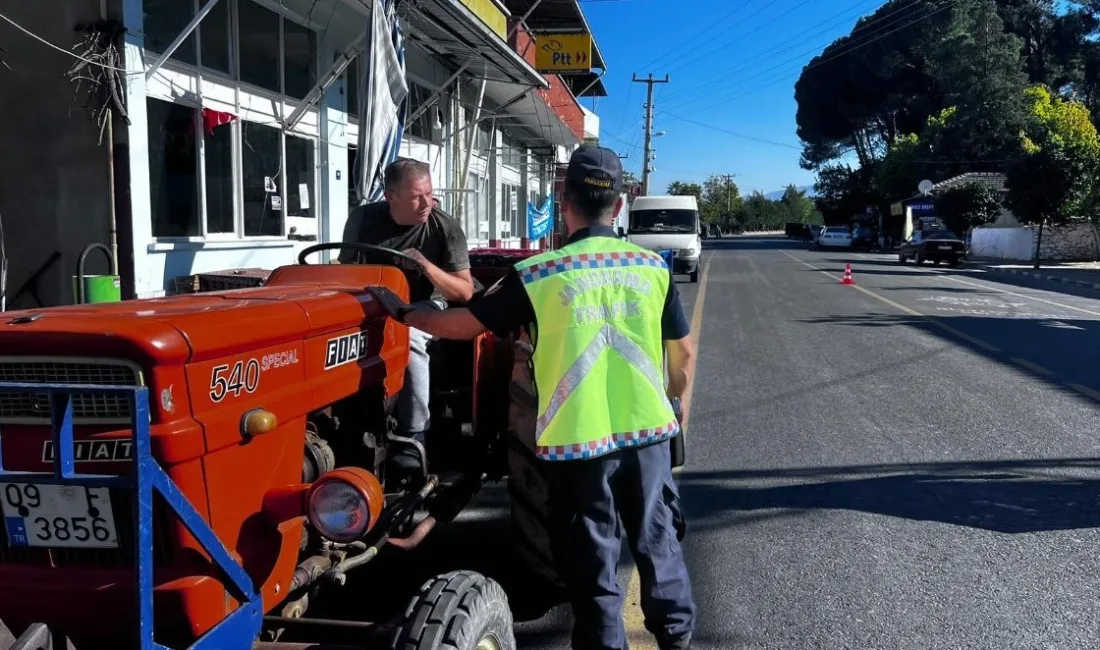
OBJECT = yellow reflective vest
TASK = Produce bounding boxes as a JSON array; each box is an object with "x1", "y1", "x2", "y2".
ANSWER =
[{"x1": 514, "y1": 235, "x2": 680, "y2": 461}]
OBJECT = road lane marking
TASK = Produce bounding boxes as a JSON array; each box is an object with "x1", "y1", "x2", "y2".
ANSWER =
[
  {"x1": 1067, "y1": 383, "x2": 1100, "y2": 403},
  {"x1": 790, "y1": 251, "x2": 1100, "y2": 404},
  {"x1": 782, "y1": 251, "x2": 1003, "y2": 353},
  {"x1": 1011, "y1": 358, "x2": 1055, "y2": 377},
  {"x1": 846, "y1": 253, "x2": 1100, "y2": 318},
  {"x1": 624, "y1": 257, "x2": 712, "y2": 647}
]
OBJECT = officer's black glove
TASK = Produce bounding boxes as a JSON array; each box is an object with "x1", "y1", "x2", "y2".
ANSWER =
[{"x1": 367, "y1": 286, "x2": 412, "y2": 323}]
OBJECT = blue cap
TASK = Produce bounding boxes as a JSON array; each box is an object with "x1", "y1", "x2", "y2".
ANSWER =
[{"x1": 565, "y1": 145, "x2": 623, "y2": 193}]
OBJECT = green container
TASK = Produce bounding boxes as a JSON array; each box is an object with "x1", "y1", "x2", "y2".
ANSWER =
[{"x1": 73, "y1": 274, "x2": 121, "y2": 304}]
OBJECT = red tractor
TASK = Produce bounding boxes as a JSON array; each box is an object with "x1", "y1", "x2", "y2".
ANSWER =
[{"x1": 0, "y1": 243, "x2": 558, "y2": 650}]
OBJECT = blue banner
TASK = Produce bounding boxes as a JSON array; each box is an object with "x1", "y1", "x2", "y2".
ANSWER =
[{"x1": 527, "y1": 195, "x2": 554, "y2": 241}]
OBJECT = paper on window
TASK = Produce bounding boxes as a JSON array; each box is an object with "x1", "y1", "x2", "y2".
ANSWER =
[
  {"x1": 271, "y1": 195, "x2": 282, "y2": 211},
  {"x1": 299, "y1": 184, "x2": 310, "y2": 210},
  {"x1": 264, "y1": 176, "x2": 277, "y2": 193}
]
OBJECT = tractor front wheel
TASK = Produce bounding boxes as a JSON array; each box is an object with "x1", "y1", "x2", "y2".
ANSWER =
[{"x1": 390, "y1": 571, "x2": 515, "y2": 650}]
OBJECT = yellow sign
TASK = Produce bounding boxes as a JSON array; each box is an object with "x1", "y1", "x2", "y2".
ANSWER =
[
  {"x1": 534, "y1": 33, "x2": 593, "y2": 73},
  {"x1": 457, "y1": 0, "x2": 507, "y2": 40}
]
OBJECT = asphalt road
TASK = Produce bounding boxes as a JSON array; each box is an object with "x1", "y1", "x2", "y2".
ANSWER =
[{"x1": 356, "y1": 235, "x2": 1100, "y2": 649}]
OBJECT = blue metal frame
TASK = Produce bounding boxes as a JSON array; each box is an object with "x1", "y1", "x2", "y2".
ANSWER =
[{"x1": 0, "y1": 383, "x2": 263, "y2": 650}]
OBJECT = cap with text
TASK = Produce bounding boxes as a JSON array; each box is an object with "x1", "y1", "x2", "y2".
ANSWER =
[{"x1": 565, "y1": 145, "x2": 623, "y2": 193}]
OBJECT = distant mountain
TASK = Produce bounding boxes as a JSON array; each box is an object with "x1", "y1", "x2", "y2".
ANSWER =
[{"x1": 763, "y1": 185, "x2": 815, "y2": 201}]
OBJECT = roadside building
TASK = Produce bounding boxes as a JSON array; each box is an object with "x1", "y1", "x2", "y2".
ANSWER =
[{"x1": 0, "y1": 0, "x2": 606, "y2": 305}]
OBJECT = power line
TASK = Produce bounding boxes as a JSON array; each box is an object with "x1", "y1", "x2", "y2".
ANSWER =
[
  {"x1": 662, "y1": 112, "x2": 802, "y2": 149},
  {"x1": 634, "y1": 0, "x2": 755, "y2": 73},
  {"x1": 657, "y1": 0, "x2": 887, "y2": 107},
  {"x1": 660, "y1": 0, "x2": 935, "y2": 114},
  {"x1": 0, "y1": 10, "x2": 142, "y2": 74},
  {"x1": 662, "y1": 0, "x2": 960, "y2": 117},
  {"x1": 644, "y1": 0, "x2": 785, "y2": 80},
  {"x1": 663, "y1": 0, "x2": 819, "y2": 79}
]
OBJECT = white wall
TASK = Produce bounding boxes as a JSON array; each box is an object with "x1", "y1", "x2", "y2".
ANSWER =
[
  {"x1": 971, "y1": 227, "x2": 1036, "y2": 261},
  {"x1": 971, "y1": 223, "x2": 1100, "y2": 262}
]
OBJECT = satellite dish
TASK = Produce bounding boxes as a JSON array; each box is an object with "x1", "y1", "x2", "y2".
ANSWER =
[{"x1": 918, "y1": 179, "x2": 934, "y2": 195}]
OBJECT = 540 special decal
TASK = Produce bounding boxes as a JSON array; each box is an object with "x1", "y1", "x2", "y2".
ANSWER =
[{"x1": 209, "y1": 349, "x2": 299, "y2": 403}]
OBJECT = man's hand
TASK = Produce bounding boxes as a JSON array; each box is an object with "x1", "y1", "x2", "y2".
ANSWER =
[
  {"x1": 402, "y1": 248, "x2": 430, "y2": 270},
  {"x1": 367, "y1": 286, "x2": 411, "y2": 323}
]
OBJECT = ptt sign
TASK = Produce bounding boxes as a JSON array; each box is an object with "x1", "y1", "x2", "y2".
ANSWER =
[{"x1": 534, "y1": 33, "x2": 594, "y2": 73}]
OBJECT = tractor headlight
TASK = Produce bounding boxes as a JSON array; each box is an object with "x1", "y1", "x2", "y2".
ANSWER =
[{"x1": 307, "y1": 467, "x2": 383, "y2": 543}]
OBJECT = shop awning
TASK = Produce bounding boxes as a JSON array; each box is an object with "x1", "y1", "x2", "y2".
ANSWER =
[
  {"x1": 482, "y1": 79, "x2": 580, "y2": 149},
  {"x1": 503, "y1": 0, "x2": 607, "y2": 97},
  {"x1": 397, "y1": 0, "x2": 549, "y2": 89}
]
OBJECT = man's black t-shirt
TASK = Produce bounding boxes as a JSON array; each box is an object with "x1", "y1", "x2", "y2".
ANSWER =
[{"x1": 340, "y1": 202, "x2": 470, "y2": 303}]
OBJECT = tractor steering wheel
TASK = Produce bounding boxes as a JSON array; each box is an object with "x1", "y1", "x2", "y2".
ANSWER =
[{"x1": 297, "y1": 242, "x2": 423, "y2": 275}]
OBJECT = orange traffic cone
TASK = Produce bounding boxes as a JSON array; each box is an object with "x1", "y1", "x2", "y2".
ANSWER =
[{"x1": 841, "y1": 263, "x2": 854, "y2": 285}]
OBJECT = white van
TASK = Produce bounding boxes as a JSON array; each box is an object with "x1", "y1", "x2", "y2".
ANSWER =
[{"x1": 621, "y1": 195, "x2": 702, "y2": 282}]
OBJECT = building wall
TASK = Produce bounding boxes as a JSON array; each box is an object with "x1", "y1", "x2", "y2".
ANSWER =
[
  {"x1": 971, "y1": 223, "x2": 1100, "y2": 262},
  {"x1": 0, "y1": 0, "x2": 115, "y2": 309}
]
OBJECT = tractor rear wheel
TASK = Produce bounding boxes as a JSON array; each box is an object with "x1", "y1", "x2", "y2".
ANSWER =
[{"x1": 390, "y1": 571, "x2": 515, "y2": 650}]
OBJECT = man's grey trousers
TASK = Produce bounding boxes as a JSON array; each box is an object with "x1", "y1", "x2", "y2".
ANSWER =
[{"x1": 394, "y1": 300, "x2": 445, "y2": 436}]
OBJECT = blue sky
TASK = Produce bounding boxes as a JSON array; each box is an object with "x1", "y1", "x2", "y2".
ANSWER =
[{"x1": 575, "y1": 0, "x2": 888, "y2": 196}]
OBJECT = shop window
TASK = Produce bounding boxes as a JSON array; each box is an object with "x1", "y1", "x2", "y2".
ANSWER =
[
  {"x1": 200, "y1": 0, "x2": 231, "y2": 74},
  {"x1": 345, "y1": 57, "x2": 360, "y2": 117},
  {"x1": 284, "y1": 20, "x2": 317, "y2": 99},
  {"x1": 465, "y1": 174, "x2": 487, "y2": 241},
  {"x1": 475, "y1": 121, "x2": 493, "y2": 153},
  {"x1": 143, "y1": 0, "x2": 197, "y2": 65},
  {"x1": 242, "y1": 121, "x2": 283, "y2": 237},
  {"x1": 406, "y1": 83, "x2": 440, "y2": 143},
  {"x1": 501, "y1": 184, "x2": 520, "y2": 239},
  {"x1": 286, "y1": 135, "x2": 316, "y2": 218},
  {"x1": 238, "y1": 0, "x2": 280, "y2": 93},
  {"x1": 204, "y1": 116, "x2": 235, "y2": 233},
  {"x1": 142, "y1": 0, "x2": 230, "y2": 73},
  {"x1": 147, "y1": 99, "x2": 200, "y2": 237}
]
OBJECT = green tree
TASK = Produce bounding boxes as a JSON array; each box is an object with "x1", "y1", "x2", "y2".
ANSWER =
[
  {"x1": 1005, "y1": 85, "x2": 1100, "y2": 265},
  {"x1": 666, "y1": 181, "x2": 703, "y2": 200},
  {"x1": 780, "y1": 185, "x2": 818, "y2": 223},
  {"x1": 933, "y1": 182, "x2": 1004, "y2": 234},
  {"x1": 702, "y1": 174, "x2": 741, "y2": 225}
]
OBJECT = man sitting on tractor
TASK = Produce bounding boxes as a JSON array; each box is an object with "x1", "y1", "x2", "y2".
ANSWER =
[{"x1": 340, "y1": 158, "x2": 475, "y2": 482}]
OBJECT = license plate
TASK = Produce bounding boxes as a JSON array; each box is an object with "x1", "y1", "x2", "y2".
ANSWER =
[
  {"x1": 1, "y1": 483, "x2": 119, "y2": 549},
  {"x1": 938, "y1": 245, "x2": 953, "y2": 250}
]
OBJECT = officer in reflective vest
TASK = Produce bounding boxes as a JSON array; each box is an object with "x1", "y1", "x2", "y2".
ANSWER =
[{"x1": 368, "y1": 145, "x2": 697, "y2": 650}]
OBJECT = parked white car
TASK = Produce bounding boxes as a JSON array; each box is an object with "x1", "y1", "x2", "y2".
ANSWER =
[{"x1": 817, "y1": 226, "x2": 853, "y2": 249}]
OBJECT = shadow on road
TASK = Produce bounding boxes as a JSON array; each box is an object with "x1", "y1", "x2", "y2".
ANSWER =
[
  {"x1": 795, "y1": 312, "x2": 1100, "y2": 391},
  {"x1": 818, "y1": 255, "x2": 1100, "y2": 302},
  {"x1": 676, "y1": 457, "x2": 1100, "y2": 535},
  {"x1": 703, "y1": 236, "x2": 811, "y2": 252}
]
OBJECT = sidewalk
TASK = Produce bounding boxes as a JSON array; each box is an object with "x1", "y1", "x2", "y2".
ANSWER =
[{"x1": 969, "y1": 259, "x2": 1100, "y2": 290}]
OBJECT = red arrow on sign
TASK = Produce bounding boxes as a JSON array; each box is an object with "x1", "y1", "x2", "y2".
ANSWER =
[{"x1": 576, "y1": 51, "x2": 588, "y2": 64}]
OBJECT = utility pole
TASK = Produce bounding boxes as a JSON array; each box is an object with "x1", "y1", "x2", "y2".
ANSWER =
[
  {"x1": 719, "y1": 173, "x2": 735, "y2": 228},
  {"x1": 633, "y1": 73, "x2": 669, "y2": 196},
  {"x1": 719, "y1": 173, "x2": 735, "y2": 213}
]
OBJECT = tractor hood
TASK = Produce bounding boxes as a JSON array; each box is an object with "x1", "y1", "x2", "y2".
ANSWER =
[{"x1": 0, "y1": 285, "x2": 391, "y2": 365}]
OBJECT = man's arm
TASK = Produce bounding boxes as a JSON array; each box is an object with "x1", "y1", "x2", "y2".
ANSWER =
[
  {"x1": 368, "y1": 271, "x2": 531, "y2": 341},
  {"x1": 403, "y1": 308, "x2": 487, "y2": 340},
  {"x1": 664, "y1": 335, "x2": 695, "y2": 400},
  {"x1": 403, "y1": 255, "x2": 475, "y2": 303},
  {"x1": 661, "y1": 276, "x2": 694, "y2": 401},
  {"x1": 402, "y1": 214, "x2": 475, "y2": 302}
]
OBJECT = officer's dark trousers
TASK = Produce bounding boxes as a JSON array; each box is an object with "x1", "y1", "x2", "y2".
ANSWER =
[{"x1": 547, "y1": 439, "x2": 696, "y2": 650}]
